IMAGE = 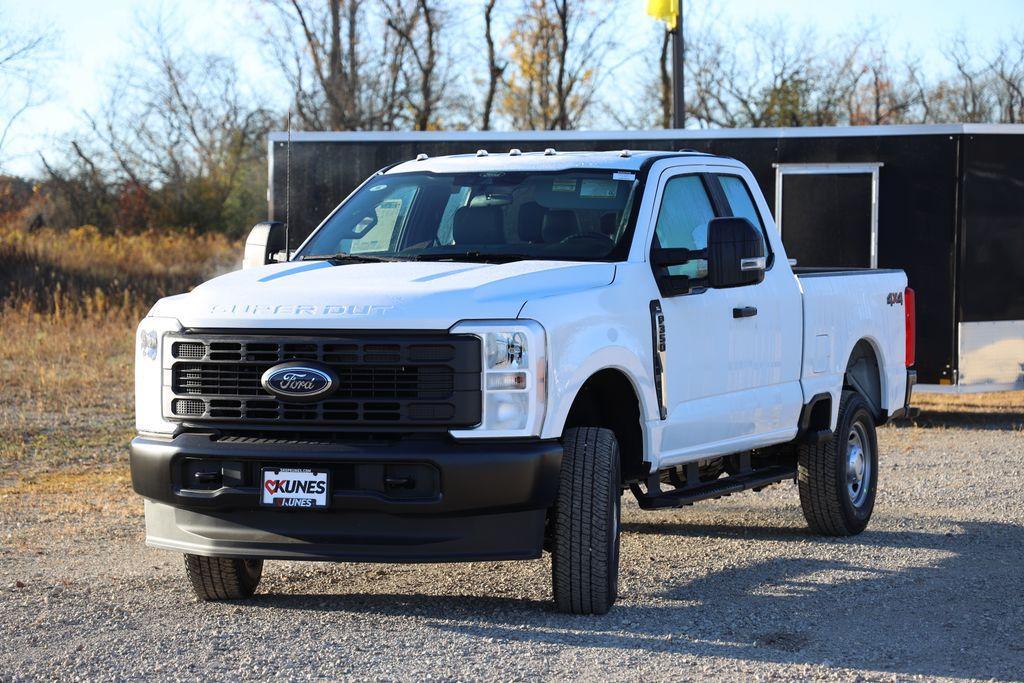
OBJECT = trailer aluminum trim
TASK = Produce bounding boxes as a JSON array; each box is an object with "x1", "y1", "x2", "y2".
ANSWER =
[
  {"x1": 954, "y1": 320, "x2": 1024, "y2": 390},
  {"x1": 267, "y1": 123, "x2": 1024, "y2": 144},
  {"x1": 772, "y1": 163, "x2": 884, "y2": 269}
]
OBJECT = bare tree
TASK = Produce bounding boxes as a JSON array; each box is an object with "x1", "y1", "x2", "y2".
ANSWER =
[
  {"x1": 989, "y1": 38, "x2": 1024, "y2": 123},
  {"x1": 258, "y1": 0, "x2": 408, "y2": 130},
  {"x1": 43, "y1": 13, "x2": 273, "y2": 232},
  {"x1": 501, "y1": 0, "x2": 619, "y2": 130},
  {"x1": 682, "y1": 20, "x2": 896, "y2": 128},
  {"x1": 935, "y1": 35, "x2": 996, "y2": 123},
  {"x1": 844, "y1": 47, "x2": 922, "y2": 125},
  {"x1": 386, "y1": 0, "x2": 452, "y2": 130},
  {"x1": 0, "y1": 12, "x2": 53, "y2": 169},
  {"x1": 481, "y1": 0, "x2": 506, "y2": 130}
]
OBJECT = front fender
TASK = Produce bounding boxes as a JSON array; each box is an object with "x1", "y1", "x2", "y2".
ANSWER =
[
  {"x1": 540, "y1": 347, "x2": 658, "y2": 441},
  {"x1": 517, "y1": 264, "x2": 663, "y2": 445}
]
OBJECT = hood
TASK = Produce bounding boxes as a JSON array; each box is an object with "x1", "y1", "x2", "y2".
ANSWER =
[{"x1": 150, "y1": 259, "x2": 616, "y2": 330}]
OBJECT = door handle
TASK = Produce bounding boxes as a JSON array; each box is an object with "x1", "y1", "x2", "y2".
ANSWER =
[{"x1": 733, "y1": 306, "x2": 757, "y2": 318}]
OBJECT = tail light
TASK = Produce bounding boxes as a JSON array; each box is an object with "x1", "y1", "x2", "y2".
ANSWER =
[{"x1": 904, "y1": 287, "x2": 916, "y2": 367}]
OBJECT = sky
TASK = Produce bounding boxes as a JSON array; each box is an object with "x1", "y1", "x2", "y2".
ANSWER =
[{"x1": 3, "y1": 0, "x2": 1024, "y2": 176}]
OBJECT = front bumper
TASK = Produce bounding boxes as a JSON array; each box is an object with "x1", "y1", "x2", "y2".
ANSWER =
[{"x1": 131, "y1": 432, "x2": 562, "y2": 562}]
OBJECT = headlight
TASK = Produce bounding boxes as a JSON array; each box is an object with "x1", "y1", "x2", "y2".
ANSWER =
[
  {"x1": 135, "y1": 316, "x2": 182, "y2": 434},
  {"x1": 449, "y1": 320, "x2": 546, "y2": 438}
]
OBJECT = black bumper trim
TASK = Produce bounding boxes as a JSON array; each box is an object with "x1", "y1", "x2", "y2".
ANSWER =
[
  {"x1": 132, "y1": 432, "x2": 562, "y2": 563},
  {"x1": 131, "y1": 432, "x2": 563, "y2": 515}
]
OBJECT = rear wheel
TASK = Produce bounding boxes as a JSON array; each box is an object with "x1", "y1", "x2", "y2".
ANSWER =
[
  {"x1": 184, "y1": 554, "x2": 263, "y2": 601},
  {"x1": 551, "y1": 427, "x2": 621, "y2": 615},
  {"x1": 798, "y1": 391, "x2": 878, "y2": 536}
]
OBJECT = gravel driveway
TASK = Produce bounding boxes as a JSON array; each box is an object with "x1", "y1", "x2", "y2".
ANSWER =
[{"x1": 2, "y1": 418, "x2": 1022, "y2": 681}]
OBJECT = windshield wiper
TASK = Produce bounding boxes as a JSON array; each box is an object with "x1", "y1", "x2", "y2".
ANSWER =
[
  {"x1": 299, "y1": 252, "x2": 405, "y2": 264},
  {"x1": 411, "y1": 251, "x2": 533, "y2": 264}
]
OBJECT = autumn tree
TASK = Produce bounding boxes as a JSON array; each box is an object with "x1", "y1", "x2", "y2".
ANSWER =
[{"x1": 500, "y1": 0, "x2": 619, "y2": 130}]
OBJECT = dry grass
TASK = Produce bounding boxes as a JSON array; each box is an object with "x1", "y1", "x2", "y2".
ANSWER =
[
  {"x1": 1, "y1": 222, "x2": 238, "y2": 319},
  {"x1": 0, "y1": 223, "x2": 238, "y2": 485},
  {"x1": 914, "y1": 391, "x2": 1024, "y2": 415}
]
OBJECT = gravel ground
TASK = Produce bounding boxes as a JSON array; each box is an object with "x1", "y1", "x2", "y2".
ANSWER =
[{"x1": 1, "y1": 419, "x2": 1023, "y2": 682}]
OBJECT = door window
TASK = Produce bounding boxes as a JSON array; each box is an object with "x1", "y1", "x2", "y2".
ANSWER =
[
  {"x1": 653, "y1": 175, "x2": 716, "y2": 279},
  {"x1": 718, "y1": 174, "x2": 773, "y2": 267}
]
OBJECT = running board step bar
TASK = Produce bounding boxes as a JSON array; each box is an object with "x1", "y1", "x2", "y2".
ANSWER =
[{"x1": 630, "y1": 464, "x2": 797, "y2": 510}]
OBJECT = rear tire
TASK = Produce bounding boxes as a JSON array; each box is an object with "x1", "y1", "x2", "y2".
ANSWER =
[
  {"x1": 551, "y1": 427, "x2": 621, "y2": 615},
  {"x1": 798, "y1": 390, "x2": 878, "y2": 536},
  {"x1": 184, "y1": 554, "x2": 263, "y2": 601}
]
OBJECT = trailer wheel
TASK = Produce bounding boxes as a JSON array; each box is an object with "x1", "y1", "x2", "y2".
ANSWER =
[
  {"x1": 184, "y1": 554, "x2": 263, "y2": 601},
  {"x1": 798, "y1": 390, "x2": 878, "y2": 536},
  {"x1": 551, "y1": 427, "x2": 621, "y2": 615}
]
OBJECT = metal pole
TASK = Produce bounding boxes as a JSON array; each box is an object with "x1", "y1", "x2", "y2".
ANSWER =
[{"x1": 671, "y1": 0, "x2": 685, "y2": 129}]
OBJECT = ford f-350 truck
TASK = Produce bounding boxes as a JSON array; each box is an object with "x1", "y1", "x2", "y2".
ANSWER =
[{"x1": 131, "y1": 150, "x2": 915, "y2": 614}]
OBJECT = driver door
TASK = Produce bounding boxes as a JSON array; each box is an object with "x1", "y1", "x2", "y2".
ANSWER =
[{"x1": 652, "y1": 169, "x2": 799, "y2": 464}]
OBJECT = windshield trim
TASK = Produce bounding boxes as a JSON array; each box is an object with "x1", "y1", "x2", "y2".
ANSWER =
[{"x1": 293, "y1": 166, "x2": 654, "y2": 264}]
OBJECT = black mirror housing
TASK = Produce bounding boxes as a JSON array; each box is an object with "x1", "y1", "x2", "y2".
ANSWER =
[
  {"x1": 707, "y1": 217, "x2": 766, "y2": 288},
  {"x1": 243, "y1": 221, "x2": 286, "y2": 270}
]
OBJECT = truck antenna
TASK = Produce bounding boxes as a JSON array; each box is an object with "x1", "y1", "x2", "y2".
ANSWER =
[{"x1": 285, "y1": 109, "x2": 292, "y2": 262}]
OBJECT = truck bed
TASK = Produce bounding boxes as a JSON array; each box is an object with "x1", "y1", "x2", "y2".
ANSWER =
[
  {"x1": 794, "y1": 267, "x2": 905, "y2": 278},
  {"x1": 797, "y1": 268, "x2": 909, "y2": 424}
]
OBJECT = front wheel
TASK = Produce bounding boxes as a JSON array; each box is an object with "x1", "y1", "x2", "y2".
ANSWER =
[
  {"x1": 798, "y1": 390, "x2": 879, "y2": 536},
  {"x1": 184, "y1": 554, "x2": 263, "y2": 601},
  {"x1": 551, "y1": 427, "x2": 621, "y2": 615}
]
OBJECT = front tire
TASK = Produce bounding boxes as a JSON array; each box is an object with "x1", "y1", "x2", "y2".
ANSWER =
[
  {"x1": 184, "y1": 554, "x2": 263, "y2": 601},
  {"x1": 798, "y1": 390, "x2": 879, "y2": 536},
  {"x1": 551, "y1": 427, "x2": 621, "y2": 615}
]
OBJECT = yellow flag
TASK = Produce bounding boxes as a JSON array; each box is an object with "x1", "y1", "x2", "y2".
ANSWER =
[{"x1": 646, "y1": 0, "x2": 678, "y2": 30}]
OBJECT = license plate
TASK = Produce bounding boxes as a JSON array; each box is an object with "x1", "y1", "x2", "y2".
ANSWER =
[{"x1": 261, "y1": 468, "x2": 330, "y2": 509}]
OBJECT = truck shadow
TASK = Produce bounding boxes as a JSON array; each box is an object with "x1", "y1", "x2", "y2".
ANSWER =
[{"x1": 252, "y1": 518, "x2": 1023, "y2": 680}]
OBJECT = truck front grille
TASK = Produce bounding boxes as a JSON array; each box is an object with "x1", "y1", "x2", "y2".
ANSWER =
[{"x1": 164, "y1": 333, "x2": 481, "y2": 430}]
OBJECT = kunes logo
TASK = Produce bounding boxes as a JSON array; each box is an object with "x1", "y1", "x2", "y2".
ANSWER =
[{"x1": 264, "y1": 479, "x2": 328, "y2": 509}]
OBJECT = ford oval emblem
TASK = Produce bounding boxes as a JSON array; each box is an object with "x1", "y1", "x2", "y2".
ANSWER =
[{"x1": 261, "y1": 362, "x2": 337, "y2": 402}]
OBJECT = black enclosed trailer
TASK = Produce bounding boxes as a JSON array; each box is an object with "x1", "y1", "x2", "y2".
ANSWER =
[{"x1": 266, "y1": 124, "x2": 1024, "y2": 391}]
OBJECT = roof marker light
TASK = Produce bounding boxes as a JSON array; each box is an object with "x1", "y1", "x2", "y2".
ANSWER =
[
  {"x1": 509, "y1": 148, "x2": 522, "y2": 156},
  {"x1": 476, "y1": 149, "x2": 489, "y2": 157},
  {"x1": 619, "y1": 149, "x2": 632, "y2": 158},
  {"x1": 543, "y1": 148, "x2": 557, "y2": 156},
  {"x1": 415, "y1": 153, "x2": 429, "y2": 161}
]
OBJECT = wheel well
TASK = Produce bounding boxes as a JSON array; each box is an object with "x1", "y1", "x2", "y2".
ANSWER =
[
  {"x1": 846, "y1": 340, "x2": 882, "y2": 418},
  {"x1": 563, "y1": 369, "x2": 645, "y2": 484}
]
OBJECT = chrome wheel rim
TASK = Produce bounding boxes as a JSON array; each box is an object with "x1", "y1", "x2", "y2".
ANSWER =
[{"x1": 846, "y1": 420, "x2": 871, "y2": 507}]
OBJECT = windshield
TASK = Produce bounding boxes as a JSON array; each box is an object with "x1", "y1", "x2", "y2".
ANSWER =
[{"x1": 297, "y1": 170, "x2": 640, "y2": 262}]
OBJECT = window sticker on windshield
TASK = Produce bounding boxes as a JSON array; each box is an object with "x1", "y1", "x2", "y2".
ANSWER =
[
  {"x1": 552, "y1": 179, "x2": 577, "y2": 193},
  {"x1": 580, "y1": 179, "x2": 618, "y2": 199},
  {"x1": 612, "y1": 172, "x2": 635, "y2": 182}
]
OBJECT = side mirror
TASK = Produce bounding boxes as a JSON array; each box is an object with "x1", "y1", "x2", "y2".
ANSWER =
[
  {"x1": 242, "y1": 221, "x2": 286, "y2": 270},
  {"x1": 706, "y1": 217, "x2": 766, "y2": 288}
]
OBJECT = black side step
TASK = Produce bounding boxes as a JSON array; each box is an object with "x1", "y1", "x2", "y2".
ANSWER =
[{"x1": 630, "y1": 464, "x2": 797, "y2": 510}]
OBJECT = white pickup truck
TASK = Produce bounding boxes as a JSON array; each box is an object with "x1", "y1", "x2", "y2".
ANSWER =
[{"x1": 131, "y1": 150, "x2": 915, "y2": 614}]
